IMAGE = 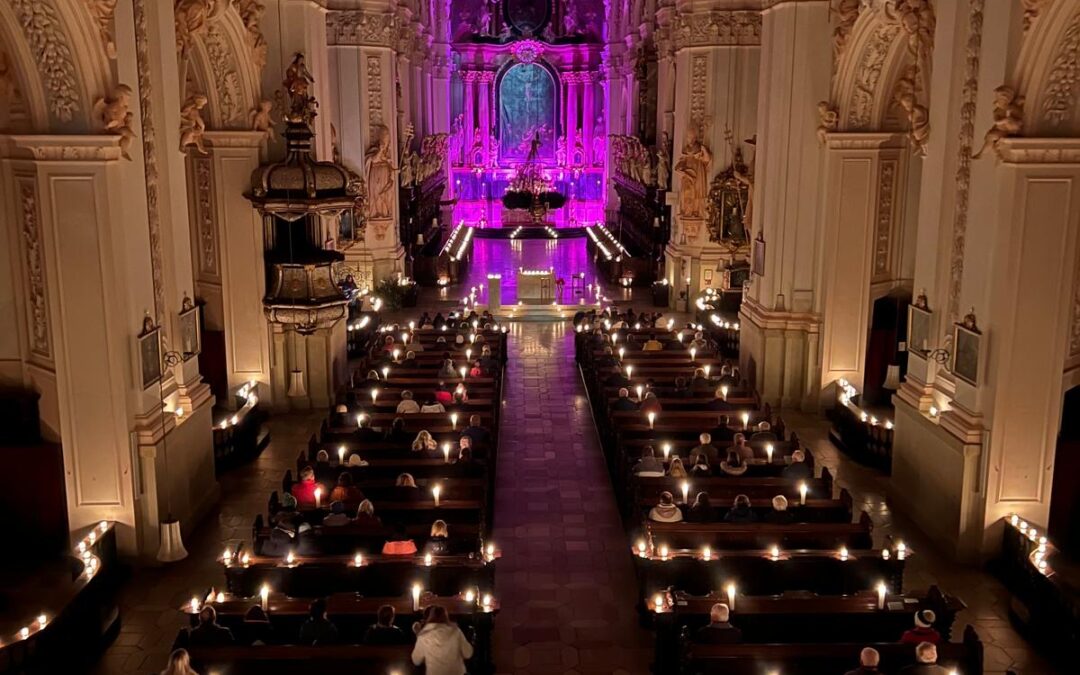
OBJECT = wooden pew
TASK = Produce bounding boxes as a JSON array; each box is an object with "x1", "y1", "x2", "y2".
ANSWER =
[
  {"x1": 252, "y1": 515, "x2": 484, "y2": 556},
  {"x1": 635, "y1": 489, "x2": 855, "y2": 525},
  {"x1": 631, "y1": 472, "x2": 833, "y2": 504},
  {"x1": 185, "y1": 645, "x2": 417, "y2": 675},
  {"x1": 646, "y1": 512, "x2": 874, "y2": 550}
]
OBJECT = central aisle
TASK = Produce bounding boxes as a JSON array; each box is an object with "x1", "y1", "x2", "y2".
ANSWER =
[{"x1": 491, "y1": 321, "x2": 653, "y2": 675}]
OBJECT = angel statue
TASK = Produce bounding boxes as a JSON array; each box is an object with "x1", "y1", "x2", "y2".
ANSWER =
[
  {"x1": 972, "y1": 86, "x2": 1024, "y2": 159},
  {"x1": 94, "y1": 84, "x2": 137, "y2": 160},
  {"x1": 179, "y1": 94, "x2": 209, "y2": 154}
]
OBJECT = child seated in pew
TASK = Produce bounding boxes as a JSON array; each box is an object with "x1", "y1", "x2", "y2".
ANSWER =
[
  {"x1": 694, "y1": 603, "x2": 742, "y2": 644},
  {"x1": 648, "y1": 491, "x2": 683, "y2": 523},
  {"x1": 723, "y1": 494, "x2": 757, "y2": 523},
  {"x1": 425, "y1": 519, "x2": 450, "y2": 555}
]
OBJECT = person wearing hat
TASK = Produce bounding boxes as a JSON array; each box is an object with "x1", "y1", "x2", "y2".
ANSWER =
[
  {"x1": 901, "y1": 609, "x2": 941, "y2": 644},
  {"x1": 322, "y1": 500, "x2": 351, "y2": 526}
]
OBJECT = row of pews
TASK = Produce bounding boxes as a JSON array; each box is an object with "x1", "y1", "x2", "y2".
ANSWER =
[
  {"x1": 175, "y1": 316, "x2": 508, "y2": 675},
  {"x1": 576, "y1": 315, "x2": 983, "y2": 675}
]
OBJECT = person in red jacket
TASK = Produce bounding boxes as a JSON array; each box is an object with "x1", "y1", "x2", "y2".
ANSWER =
[
  {"x1": 290, "y1": 466, "x2": 321, "y2": 508},
  {"x1": 900, "y1": 609, "x2": 941, "y2": 644}
]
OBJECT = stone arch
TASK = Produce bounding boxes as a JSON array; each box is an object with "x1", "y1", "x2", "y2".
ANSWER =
[
  {"x1": 0, "y1": 0, "x2": 113, "y2": 133},
  {"x1": 833, "y1": 8, "x2": 924, "y2": 134},
  {"x1": 183, "y1": 6, "x2": 265, "y2": 131},
  {"x1": 1013, "y1": 0, "x2": 1080, "y2": 137}
]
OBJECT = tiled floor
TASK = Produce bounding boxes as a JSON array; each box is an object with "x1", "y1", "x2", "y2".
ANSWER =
[{"x1": 89, "y1": 318, "x2": 1057, "y2": 674}]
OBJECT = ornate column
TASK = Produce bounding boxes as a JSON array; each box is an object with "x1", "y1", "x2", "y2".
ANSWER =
[
  {"x1": 582, "y1": 72, "x2": 595, "y2": 164},
  {"x1": 478, "y1": 71, "x2": 493, "y2": 162},
  {"x1": 737, "y1": 0, "x2": 830, "y2": 409},
  {"x1": 565, "y1": 73, "x2": 579, "y2": 165},
  {"x1": 326, "y1": 6, "x2": 405, "y2": 282},
  {"x1": 431, "y1": 0, "x2": 452, "y2": 135},
  {"x1": 603, "y1": 45, "x2": 627, "y2": 208},
  {"x1": 655, "y1": 4, "x2": 677, "y2": 140}
]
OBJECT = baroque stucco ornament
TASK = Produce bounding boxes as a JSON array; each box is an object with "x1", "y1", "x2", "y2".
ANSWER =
[
  {"x1": 94, "y1": 84, "x2": 137, "y2": 160},
  {"x1": 673, "y1": 10, "x2": 761, "y2": 48},
  {"x1": 10, "y1": 0, "x2": 80, "y2": 122},
  {"x1": 325, "y1": 10, "x2": 398, "y2": 47},
  {"x1": 972, "y1": 86, "x2": 1025, "y2": 160}
]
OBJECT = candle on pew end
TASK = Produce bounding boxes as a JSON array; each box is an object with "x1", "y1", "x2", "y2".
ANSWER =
[
  {"x1": 464, "y1": 588, "x2": 475, "y2": 603},
  {"x1": 721, "y1": 385, "x2": 729, "y2": 401},
  {"x1": 189, "y1": 597, "x2": 200, "y2": 613},
  {"x1": 839, "y1": 546, "x2": 849, "y2": 561},
  {"x1": 882, "y1": 548, "x2": 891, "y2": 560},
  {"x1": 450, "y1": 413, "x2": 458, "y2": 430},
  {"x1": 626, "y1": 365, "x2": 634, "y2": 379},
  {"x1": 286, "y1": 550, "x2": 296, "y2": 566},
  {"x1": 690, "y1": 347, "x2": 697, "y2": 361},
  {"x1": 381, "y1": 366, "x2": 390, "y2": 380},
  {"x1": 371, "y1": 388, "x2": 379, "y2": 403},
  {"x1": 412, "y1": 584, "x2": 422, "y2": 611},
  {"x1": 799, "y1": 482, "x2": 807, "y2": 506},
  {"x1": 482, "y1": 594, "x2": 493, "y2": 611},
  {"x1": 619, "y1": 347, "x2": 626, "y2": 360},
  {"x1": 355, "y1": 414, "x2": 364, "y2": 428},
  {"x1": 485, "y1": 543, "x2": 495, "y2": 561},
  {"x1": 338, "y1": 445, "x2": 346, "y2": 465},
  {"x1": 725, "y1": 583, "x2": 736, "y2": 611},
  {"x1": 222, "y1": 547, "x2": 232, "y2": 565},
  {"x1": 653, "y1": 593, "x2": 665, "y2": 613},
  {"x1": 765, "y1": 444, "x2": 774, "y2": 463},
  {"x1": 658, "y1": 544, "x2": 669, "y2": 560},
  {"x1": 702, "y1": 546, "x2": 712, "y2": 561},
  {"x1": 424, "y1": 553, "x2": 433, "y2": 566},
  {"x1": 704, "y1": 365, "x2": 711, "y2": 378},
  {"x1": 896, "y1": 542, "x2": 907, "y2": 560},
  {"x1": 354, "y1": 553, "x2": 363, "y2": 567},
  {"x1": 876, "y1": 582, "x2": 887, "y2": 609},
  {"x1": 741, "y1": 412, "x2": 750, "y2": 430},
  {"x1": 647, "y1": 412, "x2": 656, "y2": 429},
  {"x1": 637, "y1": 540, "x2": 647, "y2": 557},
  {"x1": 681, "y1": 480, "x2": 690, "y2": 505},
  {"x1": 392, "y1": 349, "x2": 400, "y2": 361},
  {"x1": 459, "y1": 366, "x2": 467, "y2": 380},
  {"x1": 314, "y1": 487, "x2": 322, "y2": 509},
  {"x1": 612, "y1": 332, "x2": 619, "y2": 344},
  {"x1": 216, "y1": 592, "x2": 225, "y2": 603},
  {"x1": 432, "y1": 484, "x2": 442, "y2": 507},
  {"x1": 662, "y1": 444, "x2": 672, "y2": 461},
  {"x1": 260, "y1": 584, "x2": 270, "y2": 610},
  {"x1": 241, "y1": 552, "x2": 251, "y2": 567},
  {"x1": 37, "y1": 614, "x2": 47, "y2": 628},
  {"x1": 770, "y1": 545, "x2": 780, "y2": 561},
  {"x1": 443, "y1": 443, "x2": 451, "y2": 463},
  {"x1": 18, "y1": 627, "x2": 29, "y2": 640},
  {"x1": 635, "y1": 384, "x2": 643, "y2": 401}
]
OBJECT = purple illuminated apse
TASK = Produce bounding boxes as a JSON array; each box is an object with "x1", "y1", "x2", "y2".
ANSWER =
[
  {"x1": 447, "y1": 0, "x2": 607, "y2": 229},
  {"x1": 461, "y1": 238, "x2": 623, "y2": 304}
]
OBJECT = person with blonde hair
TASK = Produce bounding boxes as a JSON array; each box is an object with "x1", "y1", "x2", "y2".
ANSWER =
[
  {"x1": 412, "y1": 430, "x2": 437, "y2": 452},
  {"x1": 426, "y1": 519, "x2": 450, "y2": 555},
  {"x1": 160, "y1": 649, "x2": 199, "y2": 675},
  {"x1": 411, "y1": 604, "x2": 474, "y2": 675},
  {"x1": 667, "y1": 456, "x2": 688, "y2": 478},
  {"x1": 396, "y1": 472, "x2": 417, "y2": 487}
]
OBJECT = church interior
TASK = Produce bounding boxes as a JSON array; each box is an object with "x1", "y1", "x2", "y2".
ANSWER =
[{"x1": 1, "y1": 0, "x2": 1079, "y2": 673}]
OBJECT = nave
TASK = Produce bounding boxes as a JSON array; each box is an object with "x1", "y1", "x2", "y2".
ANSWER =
[{"x1": 84, "y1": 314, "x2": 1053, "y2": 675}]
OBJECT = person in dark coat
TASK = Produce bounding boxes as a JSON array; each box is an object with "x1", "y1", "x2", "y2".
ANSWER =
[
  {"x1": 363, "y1": 605, "x2": 410, "y2": 645},
  {"x1": 694, "y1": 603, "x2": 742, "y2": 644},
  {"x1": 187, "y1": 606, "x2": 234, "y2": 646}
]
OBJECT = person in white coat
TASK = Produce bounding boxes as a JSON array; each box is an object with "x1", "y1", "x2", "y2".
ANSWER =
[{"x1": 411, "y1": 605, "x2": 474, "y2": 675}]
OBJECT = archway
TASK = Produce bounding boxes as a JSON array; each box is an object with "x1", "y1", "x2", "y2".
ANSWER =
[{"x1": 497, "y1": 62, "x2": 558, "y2": 164}]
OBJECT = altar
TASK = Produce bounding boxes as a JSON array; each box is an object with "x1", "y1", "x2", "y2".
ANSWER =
[{"x1": 516, "y1": 267, "x2": 555, "y2": 303}]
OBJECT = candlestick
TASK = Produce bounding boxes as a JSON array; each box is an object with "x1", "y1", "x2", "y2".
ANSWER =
[
  {"x1": 450, "y1": 413, "x2": 458, "y2": 430},
  {"x1": 459, "y1": 366, "x2": 467, "y2": 379},
  {"x1": 877, "y1": 582, "x2": 887, "y2": 609},
  {"x1": 424, "y1": 553, "x2": 433, "y2": 566},
  {"x1": 381, "y1": 366, "x2": 389, "y2": 380},
  {"x1": 765, "y1": 444, "x2": 774, "y2": 463},
  {"x1": 626, "y1": 365, "x2": 634, "y2": 379},
  {"x1": 681, "y1": 480, "x2": 690, "y2": 505},
  {"x1": 371, "y1": 388, "x2": 379, "y2": 403},
  {"x1": 799, "y1": 482, "x2": 807, "y2": 506},
  {"x1": 612, "y1": 332, "x2": 619, "y2": 344},
  {"x1": 741, "y1": 412, "x2": 750, "y2": 430},
  {"x1": 619, "y1": 347, "x2": 626, "y2": 360},
  {"x1": 260, "y1": 584, "x2": 270, "y2": 610},
  {"x1": 726, "y1": 583, "x2": 736, "y2": 611},
  {"x1": 412, "y1": 583, "x2": 422, "y2": 611},
  {"x1": 839, "y1": 546, "x2": 849, "y2": 561},
  {"x1": 635, "y1": 384, "x2": 643, "y2": 401}
]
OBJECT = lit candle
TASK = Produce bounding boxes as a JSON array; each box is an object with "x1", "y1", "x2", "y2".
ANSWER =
[
  {"x1": 839, "y1": 546, "x2": 849, "y2": 561},
  {"x1": 443, "y1": 443, "x2": 451, "y2": 463},
  {"x1": 450, "y1": 413, "x2": 458, "y2": 430},
  {"x1": 876, "y1": 582, "x2": 887, "y2": 609},
  {"x1": 618, "y1": 347, "x2": 626, "y2": 360},
  {"x1": 770, "y1": 545, "x2": 780, "y2": 561},
  {"x1": 355, "y1": 414, "x2": 364, "y2": 427},
  {"x1": 635, "y1": 384, "x2": 643, "y2": 401},
  {"x1": 482, "y1": 594, "x2": 493, "y2": 611},
  {"x1": 896, "y1": 542, "x2": 906, "y2": 560},
  {"x1": 432, "y1": 484, "x2": 442, "y2": 507},
  {"x1": 286, "y1": 550, "x2": 296, "y2": 566},
  {"x1": 882, "y1": 548, "x2": 891, "y2": 560},
  {"x1": 260, "y1": 584, "x2": 270, "y2": 610},
  {"x1": 459, "y1": 366, "x2": 467, "y2": 379},
  {"x1": 626, "y1": 365, "x2": 634, "y2": 379},
  {"x1": 721, "y1": 385, "x2": 729, "y2": 400},
  {"x1": 190, "y1": 597, "x2": 200, "y2": 613},
  {"x1": 1010, "y1": 514, "x2": 1019, "y2": 527},
  {"x1": 216, "y1": 592, "x2": 225, "y2": 603},
  {"x1": 662, "y1": 444, "x2": 671, "y2": 461},
  {"x1": 99, "y1": 521, "x2": 108, "y2": 532},
  {"x1": 241, "y1": 552, "x2": 251, "y2": 566},
  {"x1": 371, "y1": 388, "x2": 379, "y2": 403},
  {"x1": 741, "y1": 412, "x2": 750, "y2": 429},
  {"x1": 702, "y1": 545, "x2": 712, "y2": 561},
  {"x1": 653, "y1": 593, "x2": 665, "y2": 613},
  {"x1": 485, "y1": 543, "x2": 495, "y2": 560},
  {"x1": 659, "y1": 544, "x2": 669, "y2": 560},
  {"x1": 19, "y1": 627, "x2": 29, "y2": 640},
  {"x1": 469, "y1": 334, "x2": 476, "y2": 344},
  {"x1": 637, "y1": 540, "x2": 647, "y2": 557},
  {"x1": 314, "y1": 487, "x2": 322, "y2": 508},
  {"x1": 690, "y1": 347, "x2": 697, "y2": 361},
  {"x1": 392, "y1": 349, "x2": 400, "y2": 361},
  {"x1": 612, "y1": 332, "x2": 619, "y2": 344},
  {"x1": 412, "y1": 583, "x2": 422, "y2": 611},
  {"x1": 799, "y1": 482, "x2": 807, "y2": 506},
  {"x1": 647, "y1": 412, "x2": 656, "y2": 429},
  {"x1": 704, "y1": 365, "x2": 711, "y2": 378},
  {"x1": 338, "y1": 445, "x2": 346, "y2": 464},
  {"x1": 37, "y1": 614, "x2": 47, "y2": 628},
  {"x1": 464, "y1": 589, "x2": 476, "y2": 603},
  {"x1": 765, "y1": 444, "x2": 774, "y2": 463},
  {"x1": 354, "y1": 553, "x2": 363, "y2": 567},
  {"x1": 681, "y1": 480, "x2": 690, "y2": 505},
  {"x1": 381, "y1": 366, "x2": 390, "y2": 380},
  {"x1": 424, "y1": 553, "x2": 433, "y2": 566},
  {"x1": 726, "y1": 582, "x2": 736, "y2": 611}
]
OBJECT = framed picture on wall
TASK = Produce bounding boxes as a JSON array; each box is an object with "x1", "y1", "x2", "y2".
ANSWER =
[
  {"x1": 907, "y1": 305, "x2": 932, "y2": 357},
  {"x1": 751, "y1": 232, "x2": 766, "y2": 276},
  {"x1": 178, "y1": 298, "x2": 201, "y2": 361},
  {"x1": 138, "y1": 319, "x2": 162, "y2": 390},
  {"x1": 952, "y1": 323, "x2": 982, "y2": 386}
]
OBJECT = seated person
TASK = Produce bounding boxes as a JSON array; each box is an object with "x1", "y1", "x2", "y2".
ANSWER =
[
  {"x1": 330, "y1": 472, "x2": 363, "y2": 503},
  {"x1": 420, "y1": 396, "x2": 446, "y2": 413},
  {"x1": 468, "y1": 360, "x2": 483, "y2": 377},
  {"x1": 671, "y1": 376, "x2": 692, "y2": 399},
  {"x1": 412, "y1": 430, "x2": 438, "y2": 453},
  {"x1": 690, "y1": 331, "x2": 708, "y2": 351},
  {"x1": 322, "y1": 500, "x2": 351, "y2": 526},
  {"x1": 353, "y1": 499, "x2": 381, "y2": 527},
  {"x1": 363, "y1": 604, "x2": 410, "y2": 645},
  {"x1": 709, "y1": 415, "x2": 736, "y2": 443},
  {"x1": 706, "y1": 387, "x2": 733, "y2": 411},
  {"x1": 298, "y1": 598, "x2": 339, "y2": 646},
  {"x1": 663, "y1": 335, "x2": 684, "y2": 351},
  {"x1": 315, "y1": 449, "x2": 330, "y2": 464},
  {"x1": 452, "y1": 446, "x2": 483, "y2": 476},
  {"x1": 901, "y1": 609, "x2": 941, "y2": 644},
  {"x1": 689, "y1": 433, "x2": 720, "y2": 465},
  {"x1": 639, "y1": 392, "x2": 662, "y2": 415},
  {"x1": 724, "y1": 494, "x2": 757, "y2": 523},
  {"x1": 782, "y1": 449, "x2": 813, "y2": 480},
  {"x1": 463, "y1": 415, "x2": 490, "y2": 448},
  {"x1": 355, "y1": 416, "x2": 383, "y2": 443},
  {"x1": 425, "y1": 519, "x2": 450, "y2": 555},
  {"x1": 690, "y1": 454, "x2": 712, "y2": 476},
  {"x1": 648, "y1": 491, "x2": 683, "y2": 523},
  {"x1": 686, "y1": 492, "x2": 716, "y2": 523},
  {"x1": 667, "y1": 456, "x2": 688, "y2": 478},
  {"x1": 691, "y1": 369, "x2": 712, "y2": 392},
  {"x1": 331, "y1": 404, "x2": 351, "y2": 428},
  {"x1": 435, "y1": 382, "x2": 454, "y2": 405},
  {"x1": 633, "y1": 446, "x2": 665, "y2": 477},
  {"x1": 750, "y1": 421, "x2": 777, "y2": 443},
  {"x1": 438, "y1": 357, "x2": 457, "y2": 379},
  {"x1": 899, "y1": 642, "x2": 950, "y2": 674},
  {"x1": 384, "y1": 417, "x2": 411, "y2": 443},
  {"x1": 479, "y1": 346, "x2": 499, "y2": 374},
  {"x1": 642, "y1": 336, "x2": 664, "y2": 351},
  {"x1": 290, "y1": 466, "x2": 321, "y2": 508},
  {"x1": 719, "y1": 449, "x2": 748, "y2": 476},
  {"x1": 595, "y1": 346, "x2": 617, "y2": 368},
  {"x1": 396, "y1": 472, "x2": 418, "y2": 488},
  {"x1": 694, "y1": 603, "x2": 742, "y2": 644},
  {"x1": 396, "y1": 390, "x2": 421, "y2": 414},
  {"x1": 611, "y1": 388, "x2": 638, "y2": 411},
  {"x1": 731, "y1": 433, "x2": 755, "y2": 462},
  {"x1": 764, "y1": 495, "x2": 793, "y2": 524},
  {"x1": 187, "y1": 606, "x2": 234, "y2": 646},
  {"x1": 241, "y1": 605, "x2": 276, "y2": 646},
  {"x1": 382, "y1": 523, "x2": 418, "y2": 555},
  {"x1": 845, "y1": 647, "x2": 883, "y2": 675}
]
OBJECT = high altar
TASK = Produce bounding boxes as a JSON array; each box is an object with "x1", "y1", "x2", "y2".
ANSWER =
[{"x1": 447, "y1": 0, "x2": 607, "y2": 228}]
